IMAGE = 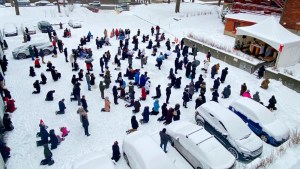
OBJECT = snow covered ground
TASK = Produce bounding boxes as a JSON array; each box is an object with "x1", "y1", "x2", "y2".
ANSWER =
[{"x1": 1, "y1": 3, "x2": 300, "y2": 169}]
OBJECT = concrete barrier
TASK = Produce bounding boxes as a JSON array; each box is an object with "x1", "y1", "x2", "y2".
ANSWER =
[{"x1": 183, "y1": 37, "x2": 264, "y2": 74}]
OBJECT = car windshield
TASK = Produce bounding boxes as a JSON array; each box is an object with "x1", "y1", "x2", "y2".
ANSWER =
[{"x1": 240, "y1": 132, "x2": 251, "y2": 140}]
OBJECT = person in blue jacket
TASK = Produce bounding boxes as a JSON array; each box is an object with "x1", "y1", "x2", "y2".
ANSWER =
[
  {"x1": 139, "y1": 74, "x2": 146, "y2": 87},
  {"x1": 151, "y1": 99, "x2": 160, "y2": 115},
  {"x1": 134, "y1": 71, "x2": 140, "y2": 85}
]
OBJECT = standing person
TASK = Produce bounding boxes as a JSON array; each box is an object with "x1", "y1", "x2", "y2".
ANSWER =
[
  {"x1": 192, "y1": 45, "x2": 198, "y2": 60},
  {"x1": 220, "y1": 67, "x2": 228, "y2": 83},
  {"x1": 85, "y1": 72, "x2": 91, "y2": 91},
  {"x1": 257, "y1": 65, "x2": 265, "y2": 79},
  {"x1": 101, "y1": 97, "x2": 111, "y2": 112},
  {"x1": 213, "y1": 77, "x2": 220, "y2": 91},
  {"x1": 166, "y1": 85, "x2": 171, "y2": 104},
  {"x1": 90, "y1": 73, "x2": 95, "y2": 86},
  {"x1": 206, "y1": 51, "x2": 211, "y2": 62},
  {"x1": 111, "y1": 141, "x2": 121, "y2": 162},
  {"x1": 188, "y1": 82, "x2": 195, "y2": 100},
  {"x1": 112, "y1": 86, "x2": 118, "y2": 105},
  {"x1": 151, "y1": 26, "x2": 154, "y2": 36},
  {"x1": 28, "y1": 45, "x2": 35, "y2": 61},
  {"x1": 202, "y1": 60, "x2": 209, "y2": 73},
  {"x1": 39, "y1": 49, "x2": 46, "y2": 64},
  {"x1": 64, "y1": 48, "x2": 68, "y2": 62},
  {"x1": 32, "y1": 80, "x2": 41, "y2": 94},
  {"x1": 99, "y1": 81, "x2": 105, "y2": 99},
  {"x1": 211, "y1": 64, "x2": 217, "y2": 79},
  {"x1": 211, "y1": 90, "x2": 219, "y2": 103},
  {"x1": 81, "y1": 95, "x2": 88, "y2": 112},
  {"x1": 159, "y1": 128, "x2": 169, "y2": 153},
  {"x1": 56, "y1": 99, "x2": 66, "y2": 115},
  {"x1": 78, "y1": 69, "x2": 84, "y2": 81},
  {"x1": 82, "y1": 115, "x2": 90, "y2": 136},
  {"x1": 195, "y1": 96, "x2": 203, "y2": 109},
  {"x1": 240, "y1": 83, "x2": 247, "y2": 96},
  {"x1": 267, "y1": 95, "x2": 277, "y2": 111},
  {"x1": 41, "y1": 144, "x2": 54, "y2": 166},
  {"x1": 152, "y1": 85, "x2": 161, "y2": 99},
  {"x1": 182, "y1": 89, "x2": 189, "y2": 108},
  {"x1": 71, "y1": 83, "x2": 81, "y2": 106},
  {"x1": 180, "y1": 39, "x2": 184, "y2": 50},
  {"x1": 126, "y1": 115, "x2": 139, "y2": 134},
  {"x1": 221, "y1": 85, "x2": 231, "y2": 98}
]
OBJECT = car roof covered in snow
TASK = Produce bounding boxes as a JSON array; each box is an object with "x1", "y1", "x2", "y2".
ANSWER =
[
  {"x1": 72, "y1": 151, "x2": 115, "y2": 169},
  {"x1": 230, "y1": 97, "x2": 275, "y2": 125},
  {"x1": 123, "y1": 131, "x2": 177, "y2": 169},
  {"x1": 167, "y1": 121, "x2": 235, "y2": 168},
  {"x1": 199, "y1": 101, "x2": 251, "y2": 140}
]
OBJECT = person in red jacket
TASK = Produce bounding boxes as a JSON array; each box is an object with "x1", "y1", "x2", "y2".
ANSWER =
[
  {"x1": 34, "y1": 58, "x2": 41, "y2": 68},
  {"x1": 115, "y1": 28, "x2": 119, "y2": 39},
  {"x1": 5, "y1": 97, "x2": 17, "y2": 113},
  {"x1": 140, "y1": 86, "x2": 146, "y2": 100},
  {"x1": 52, "y1": 39, "x2": 57, "y2": 47}
]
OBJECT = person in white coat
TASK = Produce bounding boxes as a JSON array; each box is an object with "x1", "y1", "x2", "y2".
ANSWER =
[
  {"x1": 202, "y1": 60, "x2": 210, "y2": 73},
  {"x1": 145, "y1": 80, "x2": 151, "y2": 95}
]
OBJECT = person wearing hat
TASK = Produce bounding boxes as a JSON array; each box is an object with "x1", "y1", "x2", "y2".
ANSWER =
[
  {"x1": 111, "y1": 141, "x2": 120, "y2": 162},
  {"x1": 56, "y1": 99, "x2": 66, "y2": 115}
]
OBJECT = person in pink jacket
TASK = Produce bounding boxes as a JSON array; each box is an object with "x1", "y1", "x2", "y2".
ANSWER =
[{"x1": 242, "y1": 90, "x2": 252, "y2": 98}]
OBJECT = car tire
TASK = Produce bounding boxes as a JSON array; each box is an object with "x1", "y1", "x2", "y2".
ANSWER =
[
  {"x1": 196, "y1": 119, "x2": 204, "y2": 126},
  {"x1": 43, "y1": 49, "x2": 51, "y2": 55},
  {"x1": 17, "y1": 53, "x2": 27, "y2": 59},
  {"x1": 260, "y1": 134, "x2": 269, "y2": 143},
  {"x1": 197, "y1": 167, "x2": 202, "y2": 169},
  {"x1": 123, "y1": 153, "x2": 129, "y2": 166},
  {"x1": 228, "y1": 147, "x2": 239, "y2": 159}
]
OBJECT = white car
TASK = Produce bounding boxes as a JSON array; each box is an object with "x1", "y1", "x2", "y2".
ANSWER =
[
  {"x1": 3, "y1": 24, "x2": 18, "y2": 37},
  {"x1": 68, "y1": 19, "x2": 82, "y2": 28},
  {"x1": 167, "y1": 121, "x2": 236, "y2": 169},
  {"x1": 35, "y1": 0, "x2": 51, "y2": 6},
  {"x1": 22, "y1": 23, "x2": 36, "y2": 34},
  {"x1": 89, "y1": 1, "x2": 101, "y2": 6},
  {"x1": 12, "y1": 40, "x2": 53, "y2": 59},
  {"x1": 229, "y1": 97, "x2": 290, "y2": 146},
  {"x1": 123, "y1": 131, "x2": 177, "y2": 169},
  {"x1": 72, "y1": 151, "x2": 115, "y2": 169},
  {"x1": 195, "y1": 101, "x2": 263, "y2": 161}
]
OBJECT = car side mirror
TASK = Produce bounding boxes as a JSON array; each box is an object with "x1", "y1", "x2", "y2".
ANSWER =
[
  {"x1": 176, "y1": 136, "x2": 179, "y2": 141},
  {"x1": 223, "y1": 133, "x2": 228, "y2": 138}
]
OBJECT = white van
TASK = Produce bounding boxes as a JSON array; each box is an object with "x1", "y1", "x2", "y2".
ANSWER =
[{"x1": 123, "y1": 131, "x2": 177, "y2": 169}]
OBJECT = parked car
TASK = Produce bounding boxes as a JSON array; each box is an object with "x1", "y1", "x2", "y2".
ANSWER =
[
  {"x1": 229, "y1": 97, "x2": 290, "y2": 146},
  {"x1": 195, "y1": 101, "x2": 263, "y2": 161},
  {"x1": 89, "y1": 1, "x2": 101, "y2": 7},
  {"x1": 12, "y1": 41, "x2": 53, "y2": 59},
  {"x1": 22, "y1": 23, "x2": 36, "y2": 34},
  {"x1": 53, "y1": 0, "x2": 68, "y2": 5},
  {"x1": 3, "y1": 24, "x2": 18, "y2": 37},
  {"x1": 167, "y1": 121, "x2": 236, "y2": 169},
  {"x1": 35, "y1": 0, "x2": 51, "y2": 6},
  {"x1": 37, "y1": 21, "x2": 53, "y2": 33},
  {"x1": 72, "y1": 151, "x2": 115, "y2": 169},
  {"x1": 16, "y1": 0, "x2": 30, "y2": 6},
  {"x1": 68, "y1": 19, "x2": 82, "y2": 28},
  {"x1": 123, "y1": 131, "x2": 177, "y2": 169}
]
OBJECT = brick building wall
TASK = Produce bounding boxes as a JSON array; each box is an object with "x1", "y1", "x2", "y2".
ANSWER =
[{"x1": 280, "y1": 0, "x2": 300, "y2": 31}]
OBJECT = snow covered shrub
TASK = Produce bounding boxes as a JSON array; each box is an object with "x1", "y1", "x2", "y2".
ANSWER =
[
  {"x1": 67, "y1": 4, "x2": 75, "y2": 12},
  {"x1": 276, "y1": 146, "x2": 286, "y2": 156},
  {"x1": 290, "y1": 130, "x2": 300, "y2": 145}
]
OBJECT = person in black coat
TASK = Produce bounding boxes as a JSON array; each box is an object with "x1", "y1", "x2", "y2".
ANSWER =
[
  {"x1": 82, "y1": 115, "x2": 90, "y2": 136},
  {"x1": 64, "y1": 48, "x2": 68, "y2": 62},
  {"x1": 52, "y1": 46, "x2": 57, "y2": 57},
  {"x1": 33, "y1": 80, "x2": 41, "y2": 94},
  {"x1": 257, "y1": 65, "x2": 265, "y2": 79},
  {"x1": 126, "y1": 115, "x2": 139, "y2": 134},
  {"x1": 222, "y1": 85, "x2": 231, "y2": 98},
  {"x1": 99, "y1": 57, "x2": 104, "y2": 73},
  {"x1": 185, "y1": 62, "x2": 192, "y2": 78},
  {"x1": 195, "y1": 74, "x2": 203, "y2": 92},
  {"x1": 211, "y1": 90, "x2": 219, "y2": 103},
  {"x1": 146, "y1": 39, "x2": 153, "y2": 49},
  {"x1": 158, "y1": 103, "x2": 168, "y2": 122},
  {"x1": 213, "y1": 77, "x2": 220, "y2": 91},
  {"x1": 50, "y1": 68, "x2": 59, "y2": 81},
  {"x1": 29, "y1": 66, "x2": 36, "y2": 77},
  {"x1": 71, "y1": 83, "x2": 81, "y2": 105},
  {"x1": 152, "y1": 85, "x2": 161, "y2": 99},
  {"x1": 174, "y1": 77, "x2": 181, "y2": 89},
  {"x1": 78, "y1": 69, "x2": 84, "y2": 81},
  {"x1": 3, "y1": 114, "x2": 14, "y2": 131},
  {"x1": 173, "y1": 104, "x2": 180, "y2": 121},
  {"x1": 211, "y1": 65, "x2": 217, "y2": 79},
  {"x1": 81, "y1": 95, "x2": 88, "y2": 112},
  {"x1": 132, "y1": 100, "x2": 141, "y2": 113},
  {"x1": 220, "y1": 67, "x2": 228, "y2": 83},
  {"x1": 49, "y1": 129, "x2": 59, "y2": 150},
  {"x1": 267, "y1": 95, "x2": 277, "y2": 111},
  {"x1": 45, "y1": 90, "x2": 55, "y2": 101},
  {"x1": 71, "y1": 75, "x2": 77, "y2": 85},
  {"x1": 182, "y1": 89, "x2": 189, "y2": 108},
  {"x1": 111, "y1": 141, "x2": 121, "y2": 162},
  {"x1": 40, "y1": 73, "x2": 47, "y2": 85},
  {"x1": 166, "y1": 85, "x2": 171, "y2": 104},
  {"x1": 180, "y1": 39, "x2": 184, "y2": 50},
  {"x1": 112, "y1": 86, "x2": 118, "y2": 105},
  {"x1": 40, "y1": 125, "x2": 49, "y2": 145},
  {"x1": 195, "y1": 96, "x2": 203, "y2": 109},
  {"x1": 174, "y1": 57, "x2": 179, "y2": 74}
]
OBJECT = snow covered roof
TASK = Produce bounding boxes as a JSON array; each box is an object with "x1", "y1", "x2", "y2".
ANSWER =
[
  {"x1": 225, "y1": 13, "x2": 273, "y2": 23},
  {"x1": 236, "y1": 17, "x2": 300, "y2": 49},
  {"x1": 230, "y1": 97, "x2": 276, "y2": 125},
  {"x1": 200, "y1": 101, "x2": 251, "y2": 140},
  {"x1": 72, "y1": 151, "x2": 115, "y2": 169},
  {"x1": 123, "y1": 131, "x2": 177, "y2": 169}
]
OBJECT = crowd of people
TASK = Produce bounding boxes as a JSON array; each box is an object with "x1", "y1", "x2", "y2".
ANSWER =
[{"x1": 0, "y1": 20, "x2": 279, "y2": 166}]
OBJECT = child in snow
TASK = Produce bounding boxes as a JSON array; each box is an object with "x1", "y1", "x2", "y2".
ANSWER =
[{"x1": 60, "y1": 127, "x2": 70, "y2": 137}]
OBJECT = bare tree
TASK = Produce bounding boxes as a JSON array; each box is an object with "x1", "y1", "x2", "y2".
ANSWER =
[
  {"x1": 56, "y1": 0, "x2": 61, "y2": 13},
  {"x1": 218, "y1": 0, "x2": 221, "y2": 6},
  {"x1": 13, "y1": 0, "x2": 20, "y2": 15},
  {"x1": 63, "y1": 0, "x2": 66, "y2": 7},
  {"x1": 175, "y1": 0, "x2": 180, "y2": 13}
]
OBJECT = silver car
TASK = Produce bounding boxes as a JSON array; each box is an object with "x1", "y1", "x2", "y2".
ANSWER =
[
  {"x1": 68, "y1": 19, "x2": 82, "y2": 28},
  {"x1": 12, "y1": 41, "x2": 53, "y2": 59},
  {"x1": 3, "y1": 24, "x2": 18, "y2": 37}
]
